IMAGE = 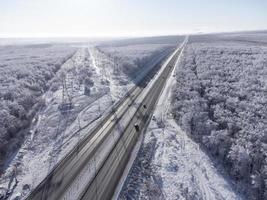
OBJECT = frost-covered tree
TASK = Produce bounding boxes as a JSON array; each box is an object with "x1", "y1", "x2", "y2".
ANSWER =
[
  {"x1": 0, "y1": 44, "x2": 76, "y2": 170},
  {"x1": 172, "y1": 36, "x2": 267, "y2": 199}
]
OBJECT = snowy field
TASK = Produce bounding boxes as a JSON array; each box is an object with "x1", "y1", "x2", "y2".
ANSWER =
[{"x1": 0, "y1": 36, "x2": 182, "y2": 199}]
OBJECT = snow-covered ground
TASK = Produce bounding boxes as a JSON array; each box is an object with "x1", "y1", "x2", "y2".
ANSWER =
[
  {"x1": 118, "y1": 47, "x2": 243, "y2": 200},
  {"x1": 0, "y1": 39, "x2": 179, "y2": 200}
]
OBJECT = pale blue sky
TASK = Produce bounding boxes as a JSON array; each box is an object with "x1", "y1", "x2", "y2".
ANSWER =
[{"x1": 0, "y1": 0, "x2": 266, "y2": 37}]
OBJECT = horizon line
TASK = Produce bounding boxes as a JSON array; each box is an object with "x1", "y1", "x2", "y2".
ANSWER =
[{"x1": 0, "y1": 29, "x2": 266, "y2": 40}]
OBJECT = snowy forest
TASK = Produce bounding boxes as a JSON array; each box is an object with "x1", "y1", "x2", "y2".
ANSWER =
[
  {"x1": 172, "y1": 34, "x2": 267, "y2": 199},
  {"x1": 97, "y1": 36, "x2": 182, "y2": 82},
  {"x1": 0, "y1": 44, "x2": 76, "y2": 170}
]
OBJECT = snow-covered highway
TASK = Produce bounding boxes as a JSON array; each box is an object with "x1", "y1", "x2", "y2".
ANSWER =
[{"x1": 25, "y1": 39, "x2": 187, "y2": 200}]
